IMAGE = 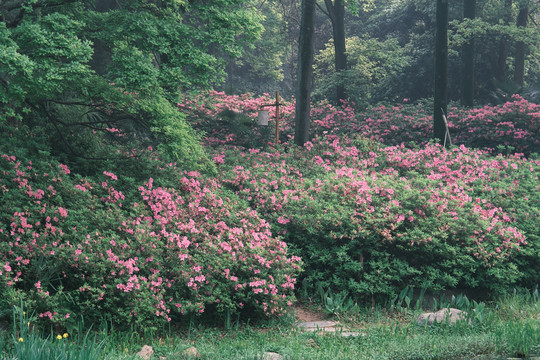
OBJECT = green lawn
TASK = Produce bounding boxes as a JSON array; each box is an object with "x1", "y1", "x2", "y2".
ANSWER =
[{"x1": 2, "y1": 290, "x2": 538, "y2": 359}]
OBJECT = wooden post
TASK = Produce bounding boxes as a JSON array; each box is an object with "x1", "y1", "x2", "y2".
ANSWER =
[
  {"x1": 259, "y1": 91, "x2": 281, "y2": 145},
  {"x1": 275, "y1": 91, "x2": 280, "y2": 144}
]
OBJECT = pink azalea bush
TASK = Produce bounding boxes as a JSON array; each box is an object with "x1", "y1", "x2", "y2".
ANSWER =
[
  {"x1": 178, "y1": 91, "x2": 539, "y2": 299},
  {"x1": 182, "y1": 92, "x2": 539, "y2": 155},
  {"x1": 0, "y1": 137, "x2": 300, "y2": 331},
  {"x1": 215, "y1": 136, "x2": 538, "y2": 298},
  {"x1": 2, "y1": 89, "x2": 538, "y2": 333},
  {"x1": 353, "y1": 95, "x2": 540, "y2": 155}
]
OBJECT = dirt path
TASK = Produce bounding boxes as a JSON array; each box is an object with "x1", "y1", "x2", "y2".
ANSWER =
[{"x1": 293, "y1": 304, "x2": 328, "y2": 323}]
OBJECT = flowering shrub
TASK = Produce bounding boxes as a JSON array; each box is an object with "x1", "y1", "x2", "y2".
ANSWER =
[
  {"x1": 216, "y1": 136, "x2": 539, "y2": 299},
  {"x1": 179, "y1": 91, "x2": 355, "y2": 147},
  {"x1": 2, "y1": 90, "x2": 538, "y2": 333},
  {"x1": 352, "y1": 95, "x2": 540, "y2": 156},
  {"x1": 181, "y1": 92, "x2": 539, "y2": 156},
  {"x1": 0, "y1": 137, "x2": 300, "y2": 331},
  {"x1": 175, "y1": 91, "x2": 539, "y2": 299}
]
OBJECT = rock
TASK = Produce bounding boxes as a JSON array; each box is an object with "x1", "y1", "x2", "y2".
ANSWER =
[
  {"x1": 297, "y1": 320, "x2": 365, "y2": 337},
  {"x1": 302, "y1": 326, "x2": 338, "y2": 333},
  {"x1": 261, "y1": 352, "x2": 283, "y2": 360},
  {"x1": 182, "y1": 346, "x2": 200, "y2": 358},
  {"x1": 416, "y1": 308, "x2": 469, "y2": 325},
  {"x1": 136, "y1": 345, "x2": 154, "y2": 360},
  {"x1": 297, "y1": 320, "x2": 337, "y2": 329}
]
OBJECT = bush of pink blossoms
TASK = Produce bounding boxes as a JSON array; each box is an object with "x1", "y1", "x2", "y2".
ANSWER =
[
  {"x1": 0, "y1": 145, "x2": 300, "y2": 332},
  {"x1": 180, "y1": 92, "x2": 539, "y2": 156},
  {"x1": 216, "y1": 135, "x2": 539, "y2": 299},
  {"x1": 353, "y1": 95, "x2": 540, "y2": 155},
  {"x1": 177, "y1": 91, "x2": 538, "y2": 299}
]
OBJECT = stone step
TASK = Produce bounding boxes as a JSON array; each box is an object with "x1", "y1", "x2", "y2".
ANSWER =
[
  {"x1": 297, "y1": 320, "x2": 338, "y2": 329},
  {"x1": 296, "y1": 320, "x2": 365, "y2": 337}
]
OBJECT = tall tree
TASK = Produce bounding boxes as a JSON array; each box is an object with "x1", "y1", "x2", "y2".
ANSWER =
[
  {"x1": 513, "y1": 1, "x2": 530, "y2": 87},
  {"x1": 494, "y1": 0, "x2": 513, "y2": 83},
  {"x1": 323, "y1": 0, "x2": 347, "y2": 103},
  {"x1": 294, "y1": 0, "x2": 316, "y2": 146},
  {"x1": 434, "y1": 0, "x2": 448, "y2": 143},
  {"x1": 461, "y1": 0, "x2": 476, "y2": 107},
  {"x1": 0, "y1": 0, "x2": 262, "y2": 171}
]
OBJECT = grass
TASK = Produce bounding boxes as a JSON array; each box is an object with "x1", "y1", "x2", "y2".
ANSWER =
[{"x1": 0, "y1": 289, "x2": 538, "y2": 360}]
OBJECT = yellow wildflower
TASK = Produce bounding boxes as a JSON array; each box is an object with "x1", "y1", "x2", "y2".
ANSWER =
[
  {"x1": 56, "y1": 334, "x2": 62, "y2": 340},
  {"x1": 18, "y1": 337, "x2": 23, "y2": 342},
  {"x1": 63, "y1": 333, "x2": 69, "y2": 338}
]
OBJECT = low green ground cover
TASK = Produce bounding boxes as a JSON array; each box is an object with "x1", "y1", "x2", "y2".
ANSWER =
[{"x1": 0, "y1": 289, "x2": 538, "y2": 359}]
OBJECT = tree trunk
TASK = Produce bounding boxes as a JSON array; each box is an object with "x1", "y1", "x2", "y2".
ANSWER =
[
  {"x1": 434, "y1": 0, "x2": 448, "y2": 143},
  {"x1": 324, "y1": 0, "x2": 347, "y2": 104},
  {"x1": 513, "y1": 4, "x2": 529, "y2": 88},
  {"x1": 294, "y1": 0, "x2": 315, "y2": 146},
  {"x1": 461, "y1": 0, "x2": 476, "y2": 107},
  {"x1": 88, "y1": 0, "x2": 118, "y2": 75},
  {"x1": 495, "y1": 0, "x2": 513, "y2": 83}
]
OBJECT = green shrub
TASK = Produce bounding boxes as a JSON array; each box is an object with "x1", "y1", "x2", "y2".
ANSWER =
[
  {"x1": 218, "y1": 135, "x2": 539, "y2": 301},
  {"x1": 0, "y1": 131, "x2": 300, "y2": 332}
]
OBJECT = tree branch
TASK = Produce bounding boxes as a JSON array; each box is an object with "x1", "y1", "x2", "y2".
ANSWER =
[
  {"x1": 324, "y1": 0, "x2": 337, "y2": 23},
  {"x1": 316, "y1": 1, "x2": 330, "y2": 19},
  {"x1": 39, "y1": 102, "x2": 150, "y2": 161}
]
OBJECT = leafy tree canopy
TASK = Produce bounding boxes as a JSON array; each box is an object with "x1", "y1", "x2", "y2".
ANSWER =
[{"x1": 0, "y1": 0, "x2": 262, "y2": 173}]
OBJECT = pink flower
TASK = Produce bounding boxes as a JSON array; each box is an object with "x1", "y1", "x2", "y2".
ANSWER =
[
  {"x1": 277, "y1": 216, "x2": 290, "y2": 225},
  {"x1": 213, "y1": 154, "x2": 225, "y2": 164},
  {"x1": 59, "y1": 164, "x2": 70, "y2": 175},
  {"x1": 39, "y1": 312, "x2": 53, "y2": 320},
  {"x1": 58, "y1": 207, "x2": 68, "y2": 218},
  {"x1": 103, "y1": 171, "x2": 118, "y2": 180}
]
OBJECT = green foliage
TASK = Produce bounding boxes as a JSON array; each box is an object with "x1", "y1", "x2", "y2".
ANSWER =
[
  {"x1": 360, "y1": 0, "x2": 540, "y2": 104},
  {"x1": 450, "y1": 17, "x2": 539, "y2": 49},
  {"x1": 1, "y1": 288, "x2": 539, "y2": 359},
  {"x1": 7, "y1": 300, "x2": 107, "y2": 360},
  {"x1": 0, "y1": 0, "x2": 263, "y2": 174},
  {"x1": 492, "y1": 288, "x2": 540, "y2": 357},
  {"x1": 496, "y1": 319, "x2": 539, "y2": 358},
  {"x1": 316, "y1": 283, "x2": 359, "y2": 316},
  {"x1": 218, "y1": 133, "x2": 539, "y2": 302},
  {"x1": 224, "y1": 1, "x2": 287, "y2": 95},
  {"x1": 0, "y1": 128, "x2": 299, "y2": 332},
  {"x1": 314, "y1": 36, "x2": 411, "y2": 106},
  {"x1": 109, "y1": 42, "x2": 160, "y2": 92},
  {"x1": 135, "y1": 94, "x2": 215, "y2": 173}
]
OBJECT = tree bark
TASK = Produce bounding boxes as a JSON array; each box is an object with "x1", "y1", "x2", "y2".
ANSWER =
[
  {"x1": 324, "y1": 0, "x2": 347, "y2": 104},
  {"x1": 513, "y1": 4, "x2": 529, "y2": 87},
  {"x1": 495, "y1": 0, "x2": 513, "y2": 83},
  {"x1": 461, "y1": 0, "x2": 476, "y2": 107},
  {"x1": 88, "y1": 0, "x2": 118, "y2": 75},
  {"x1": 294, "y1": 0, "x2": 315, "y2": 146},
  {"x1": 434, "y1": 0, "x2": 448, "y2": 143}
]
